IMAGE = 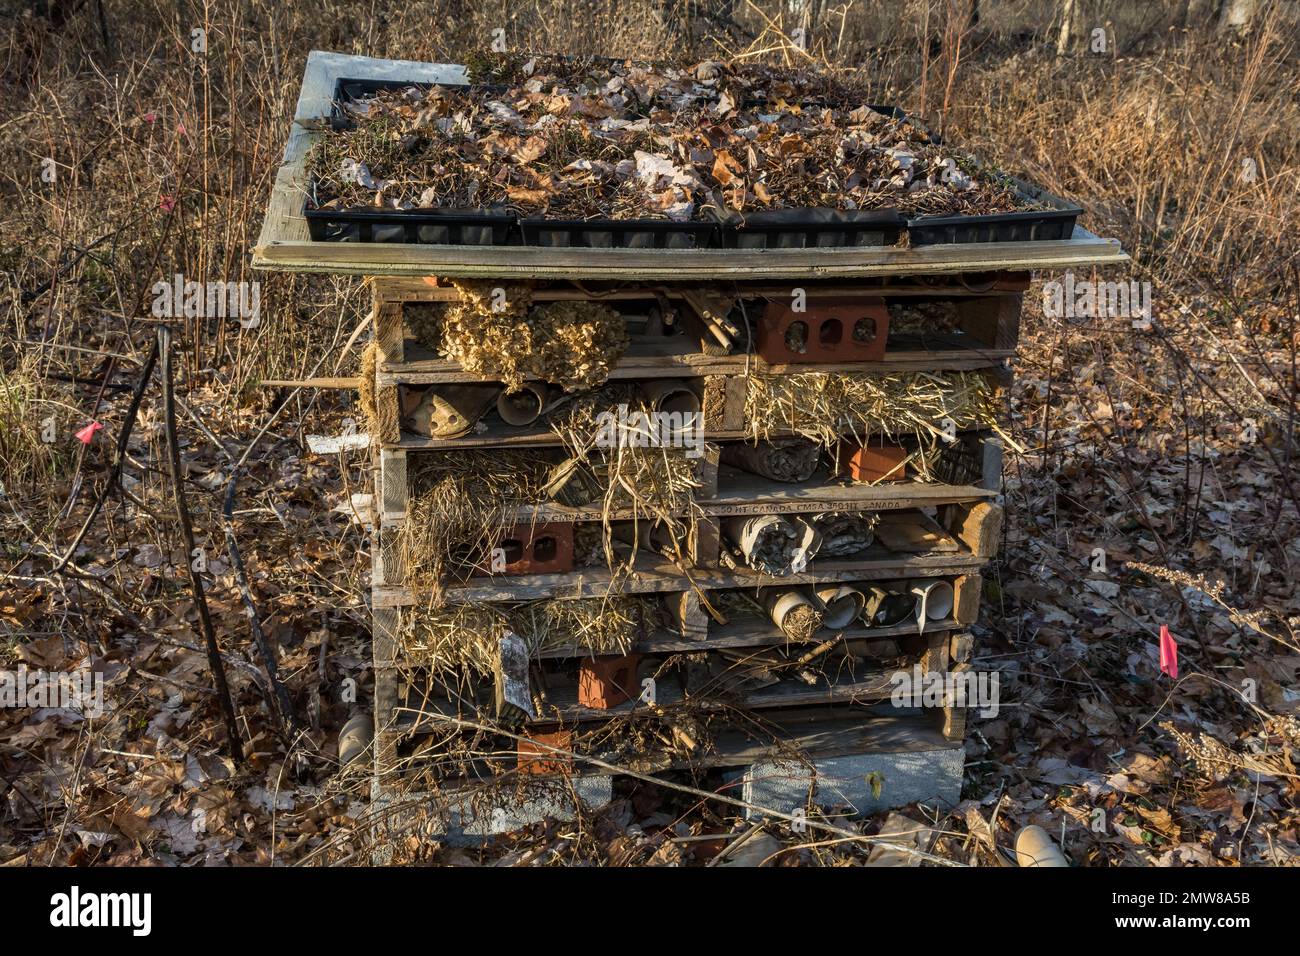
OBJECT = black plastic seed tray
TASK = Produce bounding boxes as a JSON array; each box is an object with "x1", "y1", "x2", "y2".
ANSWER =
[
  {"x1": 715, "y1": 208, "x2": 905, "y2": 250},
  {"x1": 907, "y1": 177, "x2": 1082, "y2": 245},
  {"x1": 303, "y1": 206, "x2": 516, "y2": 244},
  {"x1": 309, "y1": 74, "x2": 1081, "y2": 248},
  {"x1": 328, "y1": 76, "x2": 482, "y2": 131},
  {"x1": 519, "y1": 218, "x2": 717, "y2": 249}
]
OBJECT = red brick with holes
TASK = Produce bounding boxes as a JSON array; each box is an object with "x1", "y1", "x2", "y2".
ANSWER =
[
  {"x1": 480, "y1": 521, "x2": 574, "y2": 575},
  {"x1": 755, "y1": 297, "x2": 890, "y2": 364}
]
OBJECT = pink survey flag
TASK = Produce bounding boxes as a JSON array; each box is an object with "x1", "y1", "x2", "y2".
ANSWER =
[
  {"x1": 1158, "y1": 625, "x2": 1179, "y2": 680},
  {"x1": 75, "y1": 421, "x2": 104, "y2": 444}
]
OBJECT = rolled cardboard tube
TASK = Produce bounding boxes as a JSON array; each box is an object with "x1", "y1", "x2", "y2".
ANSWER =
[
  {"x1": 862, "y1": 585, "x2": 919, "y2": 627},
  {"x1": 338, "y1": 713, "x2": 374, "y2": 768},
  {"x1": 496, "y1": 382, "x2": 548, "y2": 426},
  {"x1": 814, "y1": 585, "x2": 866, "y2": 629},
  {"x1": 640, "y1": 378, "x2": 701, "y2": 417},
  {"x1": 721, "y1": 438, "x2": 821, "y2": 483},
  {"x1": 764, "y1": 589, "x2": 822, "y2": 641},
  {"x1": 1014, "y1": 825, "x2": 1070, "y2": 867},
  {"x1": 724, "y1": 515, "x2": 822, "y2": 575},
  {"x1": 908, "y1": 579, "x2": 955, "y2": 622}
]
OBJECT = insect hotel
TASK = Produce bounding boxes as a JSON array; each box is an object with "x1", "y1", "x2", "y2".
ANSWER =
[{"x1": 254, "y1": 51, "x2": 1127, "y2": 840}]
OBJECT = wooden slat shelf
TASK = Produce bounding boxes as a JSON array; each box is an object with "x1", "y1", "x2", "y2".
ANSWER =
[
  {"x1": 377, "y1": 336, "x2": 1015, "y2": 385},
  {"x1": 380, "y1": 476, "x2": 995, "y2": 526},
  {"x1": 388, "y1": 423, "x2": 1001, "y2": 452},
  {"x1": 395, "y1": 662, "x2": 905, "y2": 730},
  {"x1": 375, "y1": 616, "x2": 957, "y2": 667},
  {"x1": 372, "y1": 548, "x2": 985, "y2": 606},
  {"x1": 369, "y1": 278, "x2": 1031, "y2": 301},
  {"x1": 253, "y1": 52, "x2": 1128, "y2": 280},
  {"x1": 385, "y1": 709, "x2": 958, "y2": 787}
]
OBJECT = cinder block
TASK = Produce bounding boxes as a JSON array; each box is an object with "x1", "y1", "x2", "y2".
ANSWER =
[
  {"x1": 729, "y1": 747, "x2": 963, "y2": 820},
  {"x1": 369, "y1": 775, "x2": 613, "y2": 852},
  {"x1": 834, "y1": 439, "x2": 909, "y2": 482},
  {"x1": 756, "y1": 298, "x2": 889, "y2": 364},
  {"x1": 577, "y1": 654, "x2": 642, "y2": 709},
  {"x1": 484, "y1": 522, "x2": 574, "y2": 575}
]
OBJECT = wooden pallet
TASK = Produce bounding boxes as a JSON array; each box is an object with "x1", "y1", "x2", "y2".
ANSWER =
[{"x1": 365, "y1": 279, "x2": 1011, "y2": 786}]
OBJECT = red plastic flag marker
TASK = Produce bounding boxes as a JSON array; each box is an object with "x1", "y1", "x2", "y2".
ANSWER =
[
  {"x1": 1158, "y1": 624, "x2": 1179, "y2": 680},
  {"x1": 75, "y1": 421, "x2": 104, "y2": 444}
]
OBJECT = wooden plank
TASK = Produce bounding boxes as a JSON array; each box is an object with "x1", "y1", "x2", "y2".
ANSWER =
[
  {"x1": 874, "y1": 511, "x2": 959, "y2": 552},
  {"x1": 697, "y1": 712, "x2": 958, "y2": 768},
  {"x1": 257, "y1": 223, "x2": 1128, "y2": 279},
  {"x1": 260, "y1": 376, "x2": 361, "y2": 388},
  {"x1": 374, "y1": 299, "x2": 405, "y2": 364},
  {"x1": 955, "y1": 501, "x2": 1003, "y2": 559},
  {"x1": 378, "y1": 448, "x2": 407, "y2": 523},
  {"x1": 954, "y1": 573, "x2": 982, "y2": 624},
  {"x1": 706, "y1": 469, "x2": 994, "y2": 515},
  {"x1": 371, "y1": 605, "x2": 404, "y2": 777},
  {"x1": 398, "y1": 663, "x2": 907, "y2": 729},
  {"x1": 941, "y1": 661, "x2": 972, "y2": 741},
  {"x1": 662, "y1": 590, "x2": 710, "y2": 641},
  {"x1": 921, "y1": 630, "x2": 950, "y2": 674},
  {"x1": 371, "y1": 278, "x2": 1030, "y2": 302},
  {"x1": 958, "y1": 294, "x2": 1022, "y2": 351},
  {"x1": 374, "y1": 550, "x2": 987, "y2": 606},
  {"x1": 377, "y1": 341, "x2": 1015, "y2": 385},
  {"x1": 382, "y1": 478, "x2": 994, "y2": 526}
]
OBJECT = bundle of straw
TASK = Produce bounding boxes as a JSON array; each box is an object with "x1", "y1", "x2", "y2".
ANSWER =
[
  {"x1": 744, "y1": 370, "x2": 1000, "y2": 448},
  {"x1": 401, "y1": 596, "x2": 664, "y2": 680},
  {"x1": 402, "y1": 450, "x2": 560, "y2": 604}
]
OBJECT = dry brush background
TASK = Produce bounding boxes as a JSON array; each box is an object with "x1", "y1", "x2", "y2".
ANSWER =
[{"x1": 1, "y1": 0, "x2": 1298, "y2": 865}]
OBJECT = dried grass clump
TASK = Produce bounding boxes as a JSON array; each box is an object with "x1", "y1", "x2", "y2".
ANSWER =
[
  {"x1": 436, "y1": 281, "x2": 628, "y2": 392},
  {"x1": 401, "y1": 596, "x2": 663, "y2": 679},
  {"x1": 549, "y1": 383, "x2": 702, "y2": 569},
  {"x1": 745, "y1": 370, "x2": 999, "y2": 447},
  {"x1": 779, "y1": 603, "x2": 824, "y2": 642},
  {"x1": 403, "y1": 450, "x2": 561, "y2": 603},
  {"x1": 887, "y1": 300, "x2": 961, "y2": 335}
]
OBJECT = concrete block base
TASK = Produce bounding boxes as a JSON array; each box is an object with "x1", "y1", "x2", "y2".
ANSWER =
[
  {"x1": 728, "y1": 746, "x2": 964, "y2": 820},
  {"x1": 368, "y1": 774, "x2": 613, "y2": 856}
]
